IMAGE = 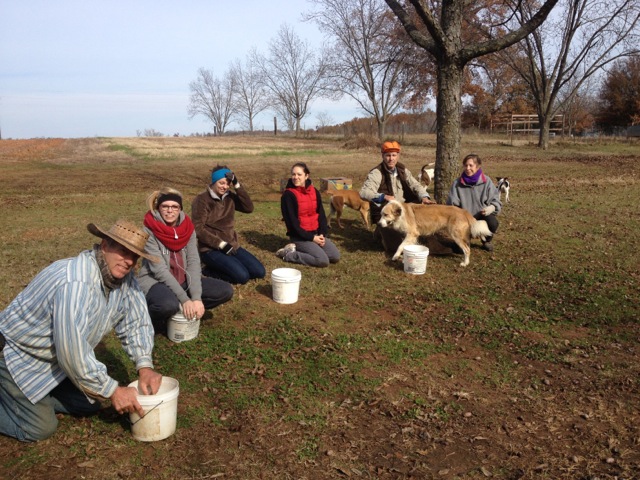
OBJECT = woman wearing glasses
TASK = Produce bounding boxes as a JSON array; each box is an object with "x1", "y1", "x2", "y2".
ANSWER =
[
  {"x1": 191, "y1": 165, "x2": 266, "y2": 284},
  {"x1": 137, "y1": 187, "x2": 233, "y2": 333}
]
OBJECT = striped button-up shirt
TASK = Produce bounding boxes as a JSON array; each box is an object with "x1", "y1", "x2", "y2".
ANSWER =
[{"x1": 0, "y1": 249, "x2": 155, "y2": 404}]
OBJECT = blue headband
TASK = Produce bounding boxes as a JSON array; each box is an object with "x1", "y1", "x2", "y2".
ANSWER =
[{"x1": 211, "y1": 168, "x2": 231, "y2": 184}]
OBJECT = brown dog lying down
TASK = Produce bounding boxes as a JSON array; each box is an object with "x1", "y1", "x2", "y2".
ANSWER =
[
  {"x1": 378, "y1": 200, "x2": 491, "y2": 267},
  {"x1": 328, "y1": 190, "x2": 370, "y2": 229}
]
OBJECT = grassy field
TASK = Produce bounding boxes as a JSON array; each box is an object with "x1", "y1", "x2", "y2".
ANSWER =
[{"x1": 0, "y1": 134, "x2": 639, "y2": 479}]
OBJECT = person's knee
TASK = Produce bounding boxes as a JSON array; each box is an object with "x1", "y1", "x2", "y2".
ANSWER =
[
  {"x1": 206, "y1": 283, "x2": 234, "y2": 305},
  {"x1": 221, "y1": 283, "x2": 234, "y2": 301},
  {"x1": 22, "y1": 417, "x2": 58, "y2": 442},
  {"x1": 147, "y1": 301, "x2": 179, "y2": 321},
  {"x1": 253, "y1": 265, "x2": 266, "y2": 279},
  {"x1": 487, "y1": 215, "x2": 499, "y2": 234},
  {"x1": 232, "y1": 270, "x2": 251, "y2": 285},
  {"x1": 316, "y1": 258, "x2": 330, "y2": 268}
]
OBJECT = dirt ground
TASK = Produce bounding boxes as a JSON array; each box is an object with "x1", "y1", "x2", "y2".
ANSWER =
[{"x1": 1, "y1": 137, "x2": 639, "y2": 480}]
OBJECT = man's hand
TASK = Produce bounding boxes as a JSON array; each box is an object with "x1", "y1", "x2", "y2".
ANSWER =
[
  {"x1": 137, "y1": 367, "x2": 162, "y2": 396},
  {"x1": 422, "y1": 197, "x2": 436, "y2": 205},
  {"x1": 111, "y1": 386, "x2": 144, "y2": 417}
]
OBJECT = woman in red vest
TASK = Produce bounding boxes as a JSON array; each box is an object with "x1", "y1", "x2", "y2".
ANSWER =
[{"x1": 277, "y1": 162, "x2": 340, "y2": 267}]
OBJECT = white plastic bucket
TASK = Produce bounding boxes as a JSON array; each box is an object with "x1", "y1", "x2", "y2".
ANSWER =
[
  {"x1": 167, "y1": 310, "x2": 200, "y2": 343},
  {"x1": 403, "y1": 245, "x2": 429, "y2": 275},
  {"x1": 271, "y1": 268, "x2": 302, "y2": 304},
  {"x1": 128, "y1": 376, "x2": 179, "y2": 442}
]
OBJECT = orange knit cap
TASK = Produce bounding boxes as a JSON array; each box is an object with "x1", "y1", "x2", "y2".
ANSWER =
[{"x1": 381, "y1": 141, "x2": 401, "y2": 153}]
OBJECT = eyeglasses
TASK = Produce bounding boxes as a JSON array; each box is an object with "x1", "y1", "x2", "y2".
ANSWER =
[{"x1": 160, "y1": 204, "x2": 181, "y2": 211}]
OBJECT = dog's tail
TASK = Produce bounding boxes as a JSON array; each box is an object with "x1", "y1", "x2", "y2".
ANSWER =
[{"x1": 470, "y1": 219, "x2": 492, "y2": 241}]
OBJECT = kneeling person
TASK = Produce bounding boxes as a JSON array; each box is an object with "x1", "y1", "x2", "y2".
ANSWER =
[
  {"x1": 137, "y1": 187, "x2": 234, "y2": 333},
  {"x1": 0, "y1": 219, "x2": 163, "y2": 442}
]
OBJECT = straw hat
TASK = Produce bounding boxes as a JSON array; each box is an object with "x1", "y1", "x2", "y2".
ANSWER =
[{"x1": 87, "y1": 219, "x2": 160, "y2": 263}]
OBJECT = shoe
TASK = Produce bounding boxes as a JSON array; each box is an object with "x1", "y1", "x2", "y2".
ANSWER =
[
  {"x1": 276, "y1": 243, "x2": 296, "y2": 259},
  {"x1": 482, "y1": 240, "x2": 494, "y2": 252}
]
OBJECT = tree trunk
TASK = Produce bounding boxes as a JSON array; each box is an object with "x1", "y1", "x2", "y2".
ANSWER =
[
  {"x1": 377, "y1": 118, "x2": 387, "y2": 140},
  {"x1": 537, "y1": 114, "x2": 551, "y2": 150},
  {"x1": 434, "y1": 61, "x2": 464, "y2": 204}
]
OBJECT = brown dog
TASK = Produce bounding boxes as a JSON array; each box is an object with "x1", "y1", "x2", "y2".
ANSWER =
[
  {"x1": 378, "y1": 200, "x2": 492, "y2": 267},
  {"x1": 328, "y1": 190, "x2": 370, "y2": 229}
]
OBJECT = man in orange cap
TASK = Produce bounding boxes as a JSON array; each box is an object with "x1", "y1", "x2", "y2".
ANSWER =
[
  {"x1": 360, "y1": 140, "x2": 434, "y2": 254},
  {"x1": 0, "y1": 219, "x2": 163, "y2": 442}
]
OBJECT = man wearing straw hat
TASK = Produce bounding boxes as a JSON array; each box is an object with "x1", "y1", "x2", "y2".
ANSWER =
[{"x1": 0, "y1": 219, "x2": 163, "y2": 442}]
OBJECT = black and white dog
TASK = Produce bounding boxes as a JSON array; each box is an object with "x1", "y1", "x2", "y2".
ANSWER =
[{"x1": 496, "y1": 177, "x2": 510, "y2": 203}]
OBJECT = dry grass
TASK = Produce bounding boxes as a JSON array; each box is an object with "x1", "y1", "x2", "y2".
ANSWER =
[{"x1": 0, "y1": 134, "x2": 639, "y2": 480}]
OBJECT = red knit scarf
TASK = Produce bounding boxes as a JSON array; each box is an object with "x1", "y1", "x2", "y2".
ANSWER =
[{"x1": 143, "y1": 211, "x2": 194, "y2": 251}]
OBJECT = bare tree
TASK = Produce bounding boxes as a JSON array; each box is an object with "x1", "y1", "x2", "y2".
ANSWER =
[
  {"x1": 315, "y1": 110, "x2": 334, "y2": 129},
  {"x1": 188, "y1": 68, "x2": 236, "y2": 135},
  {"x1": 273, "y1": 103, "x2": 296, "y2": 132},
  {"x1": 306, "y1": 0, "x2": 414, "y2": 139},
  {"x1": 559, "y1": 79, "x2": 597, "y2": 136},
  {"x1": 503, "y1": 0, "x2": 640, "y2": 149},
  {"x1": 230, "y1": 54, "x2": 271, "y2": 133},
  {"x1": 384, "y1": 0, "x2": 559, "y2": 202},
  {"x1": 253, "y1": 24, "x2": 330, "y2": 136}
]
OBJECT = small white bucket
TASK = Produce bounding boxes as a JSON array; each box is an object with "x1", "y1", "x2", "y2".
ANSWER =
[
  {"x1": 403, "y1": 245, "x2": 429, "y2": 275},
  {"x1": 167, "y1": 310, "x2": 200, "y2": 343},
  {"x1": 271, "y1": 268, "x2": 302, "y2": 304},
  {"x1": 128, "y1": 376, "x2": 179, "y2": 442}
]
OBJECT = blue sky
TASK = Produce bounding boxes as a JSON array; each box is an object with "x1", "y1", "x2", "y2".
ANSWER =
[{"x1": 0, "y1": 0, "x2": 360, "y2": 139}]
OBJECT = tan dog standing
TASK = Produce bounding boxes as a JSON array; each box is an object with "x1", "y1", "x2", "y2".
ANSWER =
[
  {"x1": 328, "y1": 190, "x2": 370, "y2": 229},
  {"x1": 378, "y1": 200, "x2": 492, "y2": 267}
]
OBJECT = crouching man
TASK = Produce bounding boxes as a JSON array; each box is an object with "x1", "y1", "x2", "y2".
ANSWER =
[
  {"x1": 0, "y1": 219, "x2": 163, "y2": 441},
  {"x1": 360, "y1": 140, "x2": 434, "y2": 255}
]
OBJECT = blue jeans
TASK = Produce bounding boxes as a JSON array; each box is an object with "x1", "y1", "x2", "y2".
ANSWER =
[
  {"x1": 0, "y1": 354, "x2": 100, "y2": 442},
  {"x1": 201, "y1": 247, "x2": 266, "y2": 284}
]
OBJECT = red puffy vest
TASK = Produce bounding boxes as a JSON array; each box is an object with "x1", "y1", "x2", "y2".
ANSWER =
[{"x1": 287, "y1": 185, "x2": 319, "y2": 232}]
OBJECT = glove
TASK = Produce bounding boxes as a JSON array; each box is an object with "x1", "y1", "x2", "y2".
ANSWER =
[
  {"x1": 224, "y1": 171, "x2": 239, "y2": 188},
  {"x1": 482, "y1": 205, "x2": 496, "y2": 216},
  {"x1": 219, "y1": 241, "x2": 234, "y2": 255}
]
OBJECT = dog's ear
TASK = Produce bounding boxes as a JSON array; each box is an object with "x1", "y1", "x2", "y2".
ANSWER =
[{"x1": 392, "y1": 202, "x2": 402, "y2": 217}]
